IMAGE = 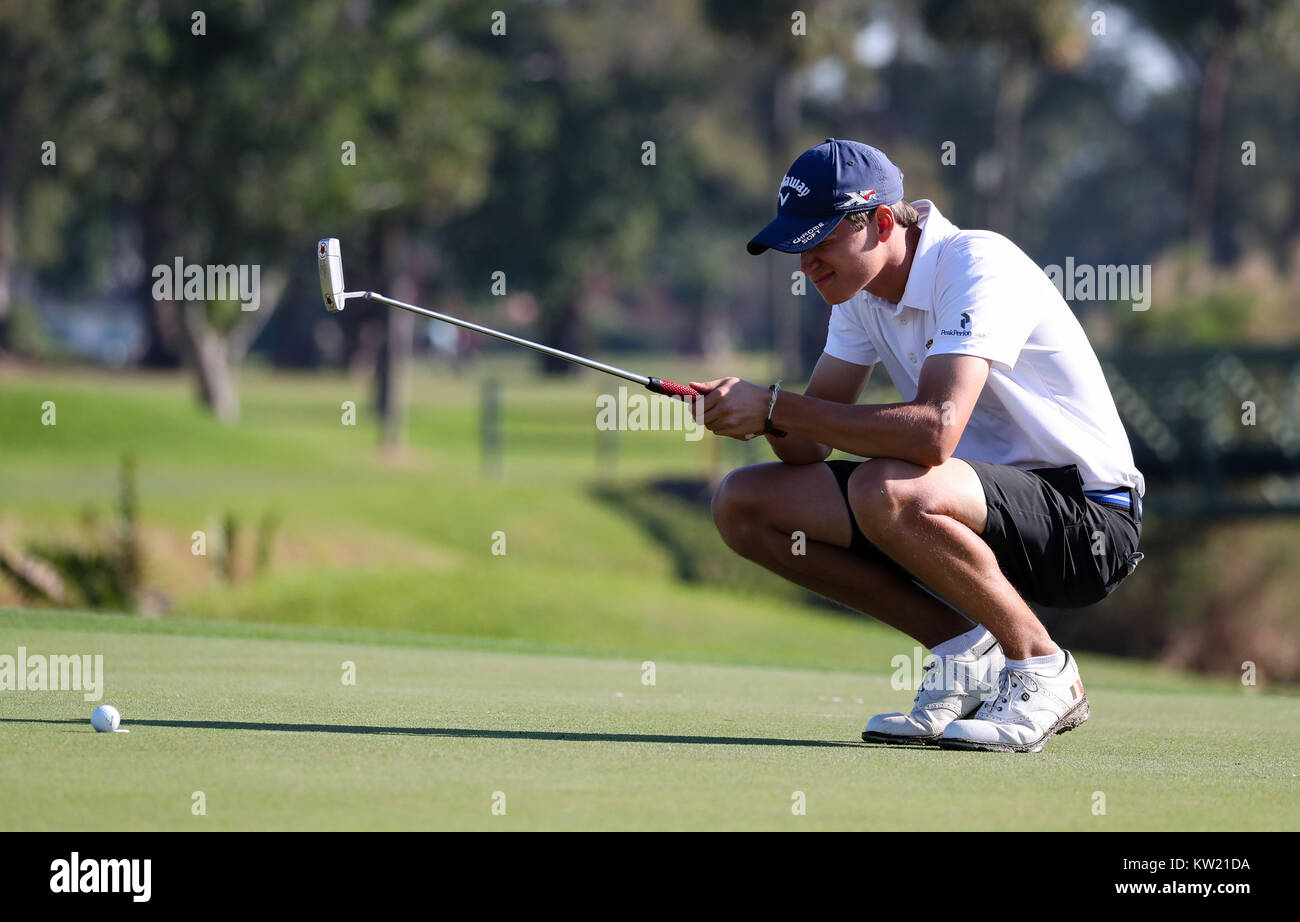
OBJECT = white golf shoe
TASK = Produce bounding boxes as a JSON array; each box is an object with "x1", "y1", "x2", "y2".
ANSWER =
[
  {"x1": 862, "y1": 637, "x2": 1003, "y2": 745},
  {"x1": 939, "y1": 650, "x2": 1090, "y2": 753}
]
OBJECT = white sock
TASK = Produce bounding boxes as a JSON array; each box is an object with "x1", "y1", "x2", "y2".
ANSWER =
[
  {"x1": 1006, "y1": 649, "x2": 1066, "y2": 676},
  {"x1": 931, "y1": 624, "x2": 993, "y2": 658}
]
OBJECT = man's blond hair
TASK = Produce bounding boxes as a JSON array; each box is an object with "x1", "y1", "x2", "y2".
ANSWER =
[{"x1": 846, "y1": 201, "x2": 919, "y2": 230}]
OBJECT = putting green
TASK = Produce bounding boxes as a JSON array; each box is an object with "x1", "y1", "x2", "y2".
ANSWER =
[{"x1": 2, "y1": 609, "x2": 1296, "y2": 831}]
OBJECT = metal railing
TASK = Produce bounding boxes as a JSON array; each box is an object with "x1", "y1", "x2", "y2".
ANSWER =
[{"x1": 1103, "y1": 346, "x2": 1300, "y2": 516}]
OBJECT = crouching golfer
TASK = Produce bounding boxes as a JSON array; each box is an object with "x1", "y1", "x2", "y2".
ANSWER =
[{"x1": 692, "y1": 138, "x2": 1144, "y2": 753}]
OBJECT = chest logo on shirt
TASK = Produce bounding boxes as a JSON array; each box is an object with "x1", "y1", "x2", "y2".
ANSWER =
[{"x1": 925, "y1": 339, "x2": 933, "y2": 350}]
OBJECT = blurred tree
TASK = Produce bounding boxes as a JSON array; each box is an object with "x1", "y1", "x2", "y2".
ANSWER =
[
  {"x1": 0, "y1": 1, "x2": 105, "y2": 352},
  {"x1": 1223, "y1": 0, "x2": 1300, "y2": 272},
  {"x1": 88, "y1": 1, "x2": 324, "y2": 414},
  {"x1": 73, "y1": 0, "x2": 503, "y2": 432},
  {"x1": 703, "y1": 0, "x2": 864, "y2": 377},
  {"x1": 920, "y1": 0, "x2": 1088, "y2": 236},
  {"x1": 290, "y1": 1, "x2": 506, "y2": 448},
  {"x1": 439, "y1": 0, "x2": 863, "y2": 382},
  {"x1": 1126, "y1": 0, "x2": 1287, "y2": 266},
  {"x1": 440, "y1": 1, "x2": 715, "y2": 376},
  {"x1": 8, "y1": 0, "x2": 1299, "y2": 388}
]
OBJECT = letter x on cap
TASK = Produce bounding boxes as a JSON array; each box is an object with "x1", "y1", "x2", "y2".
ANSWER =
[{"x1": 747, "y1": 138, "x2": 905, "y2": 255}]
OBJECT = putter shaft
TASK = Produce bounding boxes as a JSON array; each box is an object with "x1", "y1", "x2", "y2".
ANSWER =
[
  {"x1": 363, "y1": 291, "x2": 654, "y2": 388},
  {"x1": 317, "y1": 238, "x2": 785, "y2": 434}
]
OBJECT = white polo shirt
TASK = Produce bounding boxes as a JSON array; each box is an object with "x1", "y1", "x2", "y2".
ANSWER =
[{"x1": 823, "y1": 200, "x2": 1145, "y2": 497}]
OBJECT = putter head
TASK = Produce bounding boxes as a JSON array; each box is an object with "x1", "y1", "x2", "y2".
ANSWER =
[{"x1": 317, "y1": 238, "x2": 347, "y2": 312}]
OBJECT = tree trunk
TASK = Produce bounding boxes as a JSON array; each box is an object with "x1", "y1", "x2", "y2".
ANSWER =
[
  {"x1": 535, "y1": 269, "x2": 588, "y2": 379},
  {"x1": 1189, "y1": 28, "x2": 1236, "y2": 266},
  {"x1": 177, "y1": 271, "x2": 283, "y2": 423},
  {"x1": 539, "y1": 297, "x2": 583, "y2": 376},
  {"x1": 771, "y1": 62, "x2": 802, "y2": 378},
  {"x1": 378, "y1": 307, "x2": 414, "y2": 452},
  {"x1": 137, "y1": 199, "x2": 183, "y2": 368},
  {"x1": 0, "y1": 140, "x2": 13, "y2": 352},
  {"x1": 375, "y1": 225, "x2": 415, "y2": 451},
  {"x1": 1279, "y1": 173, "x2": 1300, "y2": 272},
  {"x1": 988, "y1": 51, "x2": 1030, "y2": 235},
  {"x1": 181, "y1": 303, "x2": 239, "y2": 422},
  {"x1": 0, "y1": 58, "x2": 23, "y2": 352}
]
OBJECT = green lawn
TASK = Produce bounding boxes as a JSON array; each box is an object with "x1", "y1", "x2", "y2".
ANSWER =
[
  {"x1": 4, "y1": 363, "x2": 1297, "y2": 830},
  {"x1": 0, "y1": 358, "x2": 904, "y2": 668},
  {"x1": 2, "y1": 609, "x2": 1295, "y2": 831}
]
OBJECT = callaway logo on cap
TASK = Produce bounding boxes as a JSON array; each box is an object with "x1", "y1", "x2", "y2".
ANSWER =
[{"x1": 748, "y1": 139, "x2": 905, "y2": 255}]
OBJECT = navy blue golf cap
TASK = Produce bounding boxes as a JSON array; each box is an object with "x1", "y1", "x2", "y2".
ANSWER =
[{"x1": 747, "y1": 139, "x2": 905, "y2": 255}]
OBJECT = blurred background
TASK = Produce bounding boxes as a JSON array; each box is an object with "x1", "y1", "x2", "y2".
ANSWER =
[{"x1": 1, "y1": 0, "x2": 1298, "y2": 681}]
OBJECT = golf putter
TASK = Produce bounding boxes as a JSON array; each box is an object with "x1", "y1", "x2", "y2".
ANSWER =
[{"x1": 317, "y1": 238, "x2": 786, "y2": 438}]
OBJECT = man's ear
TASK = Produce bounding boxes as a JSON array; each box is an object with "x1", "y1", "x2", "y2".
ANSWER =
[{"x1": 874, "y1": 206, "x2": 897, "y2": 241}]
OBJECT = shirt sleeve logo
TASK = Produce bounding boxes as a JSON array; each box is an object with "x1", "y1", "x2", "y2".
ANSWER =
[{"x1": 939, "y1": 311, "x2": 973, "y2": 337}]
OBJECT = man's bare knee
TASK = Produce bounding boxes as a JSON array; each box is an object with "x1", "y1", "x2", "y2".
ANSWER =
[
  {"x1": 847, "y1": 458, "x2": 928, "y2": 541},
  {"x1": 848, "y1": 457, "x2": 988, "y2": 541},
  {"x1": 712, "y1": 465, "x2": 775, "y2": 556},
  {"x1": 714, "y1": 460, "x2": 862, "y2": 557}
]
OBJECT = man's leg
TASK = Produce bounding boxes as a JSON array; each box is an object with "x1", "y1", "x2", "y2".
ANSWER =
[
  {"x1": 846, "y1": 457, "x2": 1058, "y2": 661},
  {"x1": 843, "y1": 457, "x2": 1102, "y2": 752},
  {"x1": 713, "y1": 459, "x2": 1008, "y2": 745},
  {"x1": 711, "y1": 461, "x2": 974, "y2": 647}
]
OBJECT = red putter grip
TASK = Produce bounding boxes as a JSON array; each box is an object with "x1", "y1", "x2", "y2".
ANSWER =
[
  {"x1": 646, "y1": 377, "x2": 702, "y2": 398},
  {"x1": 645, "y1": 377, "x2": 787, "y2": 438}
]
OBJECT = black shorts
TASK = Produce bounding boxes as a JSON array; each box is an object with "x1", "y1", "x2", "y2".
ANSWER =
[{"x1": 825, "y1": 459, "x2": 1143, "y2": 609}]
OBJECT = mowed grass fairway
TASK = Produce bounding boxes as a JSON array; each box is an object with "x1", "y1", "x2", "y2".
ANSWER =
[
  {"x1": 4, "y1": 609, "x2": 1296, "y2": 831},
  {"x1": 3, "y1": 364, "x2": 1298, "y2": 830}
]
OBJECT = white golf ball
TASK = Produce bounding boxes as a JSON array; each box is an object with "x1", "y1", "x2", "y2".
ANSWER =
[{"x1": 91, "y1": 704, "x2": 121, "y2": 733}]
